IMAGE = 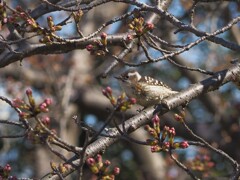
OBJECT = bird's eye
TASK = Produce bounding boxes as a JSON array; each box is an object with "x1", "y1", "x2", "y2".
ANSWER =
[{"x1": 125, "y1": 75, "x2": 129, "y2": 79}]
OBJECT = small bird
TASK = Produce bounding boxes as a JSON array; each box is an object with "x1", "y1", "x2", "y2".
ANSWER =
[{"x1": 115, "y1": 70, "x2": 178, "y2": 107}]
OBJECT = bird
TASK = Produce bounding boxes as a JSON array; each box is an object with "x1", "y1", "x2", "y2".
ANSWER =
[{"x1": 115, "y1": 70, "x2": 178, "y2": 107}]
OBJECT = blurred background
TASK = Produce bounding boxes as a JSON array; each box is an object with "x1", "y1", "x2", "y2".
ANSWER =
[{"x1": 0, "y1": 0, "x2": 239, "y2": 179}]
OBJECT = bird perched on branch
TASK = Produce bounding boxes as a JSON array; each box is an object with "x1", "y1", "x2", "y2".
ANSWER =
[{"x1": 115, "y1": 70, "x2": 178, "y2": 107}]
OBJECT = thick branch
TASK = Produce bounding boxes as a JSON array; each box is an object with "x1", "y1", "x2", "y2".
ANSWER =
[{"x1": 0, "y1": 34, "x2": 127, "y2": 68}]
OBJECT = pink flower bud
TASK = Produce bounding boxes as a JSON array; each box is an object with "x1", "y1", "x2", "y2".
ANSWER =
[
  {"x1": 126, "y1": 34, "x2": 133, "y2": 41},
  {"x1": 151, "y1": 145, "x2": 161, "y2": 152},
  {"x1": 44, "y1": 98, "x2": 52, "y2": 105},
  {"x1": 129, "y1": 97, "x2": 137, "y2": 104},
  {"x1": 42, "y1": 116, "x2": 50, "y2": 125},
  {"x1": 26, "y1": 88, "x2": 32, "y2": 96},
  {"x1": 152, "y1": 114, "x2": 160, "y2": 124},
  {"x1": 169, "y1": 127, "x2": 176, "y2": 136},
  {"x1": 145, "y1": 22, "x2": 154, "y2": 30},
  {"x1": 86, "y1": 44, "x2": 93, "y2": 51},
  {"x1": 96, "y1": 154, "x2": 102, "y2": 163},
  {"x1": 114, "y1": 167, "x2": 120, "y2": 175},
  {"x1": 40, "y1": 102, "x2": 47, "y2": 108},
  {"x1": 86, "y1": 158, "x2": 95, "y2": 166},
  {"x1": 16, "y1": 6, "x2": 22, "y2": 12},
  {"x1": 180, "y1": 141, "x2": 189, "y2": 149},
  {"x1": 144, "y1": 125, "x2": 151, "y2": 131},
  {"x1": 163, "y1": 142, "x2": 170, "y2": 149},
  {"x1": 104, "y1": 160, "x2": 111, "y2": 166},
  {"x1": 4, "y1": 164, "x2": 11, "y2": 172},
  {"x1": 164, "y1": 126, "x2": 169, "y2": 131},
  {"x1": 19, "y1": 112, "x2": 26, "y2": 118},
  {"x1": 102, "y1": 89, "x2": 107, "y2": 96},
  {"x1": 47, "y1": 16, "x2": 53, "y2": 21},
  {"x1": 106, "y1": 86, "x2": 112, "y2": 94},
  {"x1": 101, "y1": 32, "x2": 107, "y2": 39},
  {"x1": 174, "y1": 114, "x2": 183, "y2": 122}
]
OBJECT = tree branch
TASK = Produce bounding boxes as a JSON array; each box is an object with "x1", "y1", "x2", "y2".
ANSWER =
[{"x1": 48, "y1": 63, "x2": 240, "y2": 179}]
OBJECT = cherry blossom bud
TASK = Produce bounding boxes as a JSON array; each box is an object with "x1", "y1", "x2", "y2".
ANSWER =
[
  {"x1": 145, "y1": 22, "x2": 154, "y2": 30},
  {"x1": 174, "y1": 113, "x2": 183, "y2": 122},
  {"x1": 86, "y1": 44, "x2": 93, "y2": 51},
  {"x1": 131, "y1": 98, "x2": 137, "y2": 104},
  {"x1": 102, "y1": 89, "x2": 107, "y2": 96},
  {"x1": 44, "y1": 98, "x2": 52, "y2": 106},
  {"x1": 26, "y1": 88, "x2": 32, "y2": 96},
  {"x1": 4, "y1": 164, "x2": 11, "y2": 172},
  {"x1": 126, "y1": 34, "x2": 133, "y2": 41},
  {"x1": 152, "y1": 114, "x2": 160, "y2": 124},
  {"x1": 106, "y1": 86, "x2": 112, "y2": 94},
  {"x1": 113, "y1": 167, "x2": 120, "y2": 175},
  {"x1": 180, "y1": 141, "x2": 189, "y2": 149},
  {"x1": 104, "y1": 160, "x2": 111, "y2": 166},
  {"x1": 86, "y1": 158, "x2": 95, "y2": 166},
  {"x1": 42, "y1": 116, "x2": 50, "y2": 125},
  {"x1": 101, "y1": 32, "x2": 107, "y2": 39},
  {"x1": 151, "y1": 145, "x2": 161, "y2": 152},
  {"x1": 96, "y1": 154, "x2": 102, "y2": 163},
  {"x1": 163, "y1": 142, "x2": 170, "y2": 150}
]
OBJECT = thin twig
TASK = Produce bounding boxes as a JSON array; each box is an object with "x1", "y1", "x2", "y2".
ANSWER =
[{"x1": 169, "y1": 149, "x2": 200, "y2": 180}]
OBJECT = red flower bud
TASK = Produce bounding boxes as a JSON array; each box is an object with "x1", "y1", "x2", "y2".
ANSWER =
[
  {"x1": 129, "y1": 97, "x2": 137, "y2": 104},
  {"x1": 16, "y1": 6, "x2": 22, "y2": 12},
  {"x1": 126, "y1": 34, "x2": 133, "y2": 41},
  {"x1": 4, "y1": 164, "x2": 11, "y2": 172},
  {"x1": 174, "y1": 113, "x2": 183, "y2": 122},
  {"x1": 102, "y1": 89, "x2": 107, "y2": 96},
  {"x1": 145, "y1": 22, "x2": 154, "y2": 30},
  {"x1": 47, "y1": 16, "x2": 53, "y2": 21},
  {"x1": 106, "y1": 86, "x2": 112, "y2": 94},
  {"x1": 101, "y1": 32, "x2": 107, "y2": 39},
  {"x1": 86, "y1": 44, "x2": 93, "y2": 51},
  {"x1": 86, "y1": 158, "x2": 95, "y2": 166},
  {"x1": 96, "y1": 154, "x2": 102, "y2": 163},
  {"x1": 44, "y1": 98, "x2": 52, "y2": 105},
  {"x1": 163, "y1": 141, "x2": 170, "y2": 149},
  {"x1": 151, "y1": 145, "x2": 161, "y2": 152},
  {"x1": 42, "y1": 116, "x2": 50, "y2": 125},
  {"x1": 104, "y1": 160, "x2": 111, "y2": 166},
  {"x1": 180, "y1": 141, "x2": 189, "y2": 149},
  {"x1": 114, "y1": 167, "x2": 120, "y2": 175},
  {"x1": 26, "y1": 88, "x2": 32, "y2": 96},
  {"x1": 152, "y1": 114, "x2": 160, "y2": 124}
]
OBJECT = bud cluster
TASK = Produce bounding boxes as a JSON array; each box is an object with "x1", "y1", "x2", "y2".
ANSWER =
[
  {"x1": 86, "y1": 32, "x2": 108, "y2": 56},
  {"x1": 39, "y1": 16, "x2": 62, "y2": 44},
  {"x1": 73, "y1": 10, "x2": 83, "y2": 23},
  {"x1": 5, "y1": 6, "x2": 62, "y2": 44},
  {"x1": 86, "y1": 154, "x2": 120, "y2": 179},
  {"x1": 102, "y1": 86, "x2": 137, "y2": 111},
  {"x1": 27, "y1": 116, "x2": 56, "y2": 144},
  {"x1": 0, "y1": 2, "x2": 7, "y2": 30},
  {"x1": 145, "y1": 114, "x2": 189, "y2": 152},
  {"x1": 12, "y1": 88, "x2": 53, "y2": 119},
  {"x1": 187, "y1": 154, "x2": 215, "y2": 177},
  {"x1": 7, "y1": 6, "x2": 38, "y2": 32},
  {"x1": 50, "y1": 161, "x2": 71, "y2": 175},
  {"x1": 128, "y1": 11, "x2": 154, "y2": 37},
  {"x1": 174, "y1": 110, "x2": 186, "y2": 123},
  {"x1": 0, "y1": 164, "x2": 17, "y2": 179}
]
